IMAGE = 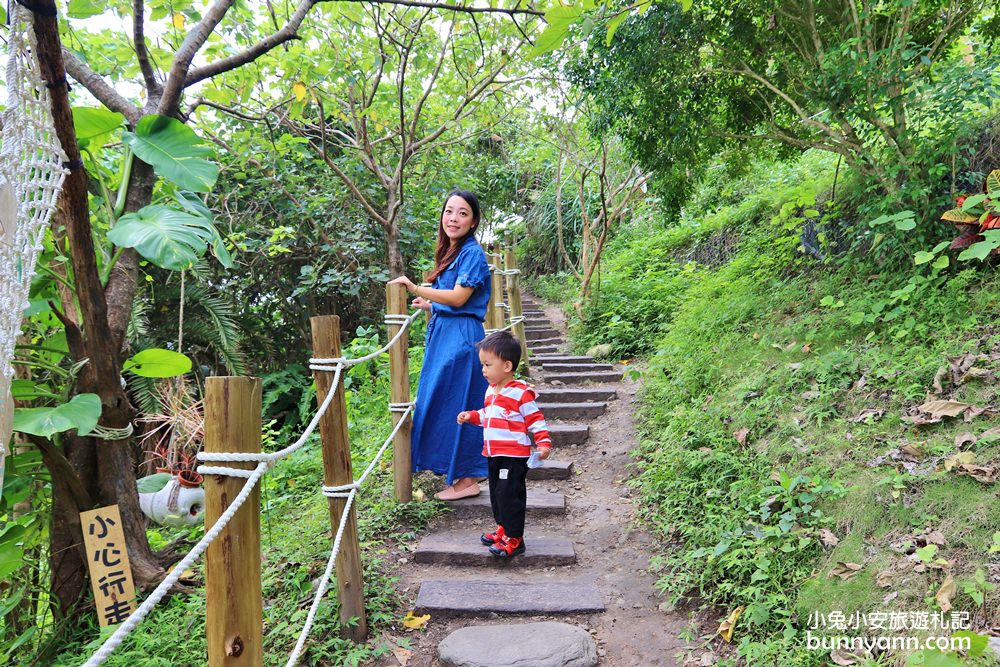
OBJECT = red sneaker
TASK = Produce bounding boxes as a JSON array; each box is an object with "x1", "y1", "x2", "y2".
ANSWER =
[
  {"x1": 489, "y1": 535, "x2": 525, "y2": 559},
  {"x1": 480, "y1": 525, "x2": 504, "y2": 546}
]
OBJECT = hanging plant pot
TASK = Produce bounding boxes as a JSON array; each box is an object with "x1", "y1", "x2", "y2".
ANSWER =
[{"x1": 137, "y1": 474, "x2": 205, "y2": 527}]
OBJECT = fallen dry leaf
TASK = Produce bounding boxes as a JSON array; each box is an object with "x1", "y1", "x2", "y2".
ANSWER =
[
  {"x1": 413, "y1": 489, "x2": 426, "y2": 502},
  {"x1": 955, "y1": 463, "x2": 998, "y2": 484},
  {"x1": 697, "y1": 653, "x2": 716, "y2": 667},
  {"x1": 920, "y1": 530, "x2": 947, "y2": 547},
  {"x1": 850, "y1": 408, "x2": 884, "y2": 423},
  {"x1": 943, "y1": 452, "x2": 976, "y2": 471},
  {"x1": 936, "y1": 575, "x2": 956, "y2": 612},
  {"x1": 932, "y1": 366, "x2": 948, "y2": 395},
  {"x1": 918, "y1": 399, "x2": 972, "y2": 418},
  {"x1": 955, "y1": 432, "x2": 978, "y2": 448},
  {"x1": 392, "y1": 647, "x2": 413, "y2": 666},
  {"x1": 734, "y1": 428, "x2": 750, "y2": 446},
  {"x1": 802, "y1": 343, "x2": 814, "y2": 353},
  {"x1": 828, "y1": 562, "x2": 864, "y2": 580},
  {"x1": 401, "y1": 611, "x2": 430, "y2": 630},
  {"x1": 717, "y1": 605, "x2": 744, "y2": 643},
  {"x1": 875, "y1": 569, "x2": 894, "y2": 588},
  {"x1": 900, "y1": 443, "x2": 923, "y2": 459},
  {"x1": 830, "y1": 649, "x2": 862, "y2": 666},
  {"x1": 883, "y1": 591, "x2": 899, "y2": 604},
  {"x1": 819, "y1": 529, "x2": 840, "y2": 547},
  {"x1": 698, "y1": 447, "x2": 713, "y2": 454}
]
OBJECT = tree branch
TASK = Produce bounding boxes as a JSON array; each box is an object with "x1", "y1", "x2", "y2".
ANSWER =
[
  {"x1": 340, "y1": 0, "x2": 544, "y2": 16},
  {"x1": 61, "y1": 50, "x2": 141, "y2": 124},
  {"x1": 184, "y1": 0, "x2": 317, "y2": 90},
  {"x1": 159, "y1": 0, "x2": 238, "y2": 113},
  {"x1": 133, "y1": 0, "x2": 162, "y2": 95}
]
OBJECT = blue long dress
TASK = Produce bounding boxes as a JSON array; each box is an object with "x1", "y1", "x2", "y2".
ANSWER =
[{"x1": 411, "y1": 236, "x2": 491, "y2": 485}]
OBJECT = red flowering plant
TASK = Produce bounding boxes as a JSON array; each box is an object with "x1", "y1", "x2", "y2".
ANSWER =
[{"x1": 941, "y1": 170, "x2": 1000, "y2": 261}]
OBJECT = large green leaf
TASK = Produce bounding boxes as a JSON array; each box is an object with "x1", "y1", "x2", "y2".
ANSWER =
[
  {"x1": 123, "y1": 115, "x2": 219, "y2": 192},
  {"x1": 958, "y1": 230, "x2": 1000, "y2": 261},
  {"x1": 123, "y1": 348, "x2": 193, "y2": 378},
  {"x1": 72, "y1": 107, "x2": 124, "y2": 142},
  {"x1": 527, "y1": 5, "x2": 585, "y2": 58},
  {"x1": 13, "y1": 393, "x2": 102, "y2": 438},
  {"x1": 0, "y1": 524, "x2": 25, "y2": 580},
  {"x1": 108, "y1": 204, "x2": 217, "y2": 270},
  {"x1": 137, "y1": 473, "x2": 174, "y2": 494}
]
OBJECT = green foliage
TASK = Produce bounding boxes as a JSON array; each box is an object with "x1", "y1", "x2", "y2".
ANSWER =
[
  {"x1": 122, "y1": 115, "x2": 219, "y2": 193},
  {"x1": 12, "y1": 393, "x2": 101, "y2": 438},
  {"x1": 121, "y1": 349, "x2": 192, "y2": 378},
  {"x1": 108, "y1": 204, "x2": 230, "y2": 271}
]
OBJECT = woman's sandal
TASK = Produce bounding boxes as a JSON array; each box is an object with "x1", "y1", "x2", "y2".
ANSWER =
[{"x1": 435, "y1": 482, "x2": 481, "y2": 501}]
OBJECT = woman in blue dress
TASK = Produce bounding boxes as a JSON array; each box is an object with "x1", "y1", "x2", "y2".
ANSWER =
[{"x1": 388, "y1": 190, "x2": 490, "y2": 500}]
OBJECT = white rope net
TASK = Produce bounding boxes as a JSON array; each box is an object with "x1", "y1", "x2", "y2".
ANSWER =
[{"x1": 0, "y1": 4, "x2": 70, "y2": 490}]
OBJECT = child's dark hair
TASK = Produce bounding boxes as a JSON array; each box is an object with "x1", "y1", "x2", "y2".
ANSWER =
[{"x1": 477, "y1": 331, "x2": 521, "y2": 369}]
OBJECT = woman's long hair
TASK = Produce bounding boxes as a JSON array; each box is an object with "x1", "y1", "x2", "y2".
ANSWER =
[{"x1": 426, "y1": 190, "x2": 482, "y2": 282}]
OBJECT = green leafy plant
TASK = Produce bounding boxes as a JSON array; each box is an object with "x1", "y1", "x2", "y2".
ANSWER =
[{"x1": 939, "y1": 169, "x2": 1000, "y2": 260}]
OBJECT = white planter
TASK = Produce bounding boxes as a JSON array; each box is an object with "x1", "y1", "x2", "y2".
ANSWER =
[{"x1": 138, "y1": 477, "x2": 205, "y2": 527}]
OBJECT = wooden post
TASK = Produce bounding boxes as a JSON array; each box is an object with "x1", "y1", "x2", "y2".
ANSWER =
[
  {"x1": 386, "y1": 283, "x2": 412, "y2": 503},
  {"x1": 504, "y1": 234, "x2": 530, "y2": 374},
  {"x1": 310, "y1": 316, "x2": 368, "y2": 641},
  {"x1": 205, "y1": 376, "x2": 263, "y2": 667},
  {"x1": 487, "y1": 249, "x2": 504, "y2": 331}
]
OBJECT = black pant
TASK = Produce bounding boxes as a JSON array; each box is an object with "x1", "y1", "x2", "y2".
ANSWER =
[{"x1": 488, "y1": 456, "x2": 529, "y2": 539}]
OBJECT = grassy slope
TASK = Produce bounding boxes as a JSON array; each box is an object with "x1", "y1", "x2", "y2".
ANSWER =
[{"x1": 533, "y1": 153, "x2": 1000, "y2": 666}]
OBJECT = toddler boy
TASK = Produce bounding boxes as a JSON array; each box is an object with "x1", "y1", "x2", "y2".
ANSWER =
[{"x1": 457, "y1": 331, "x2": 551, "y2": 558}]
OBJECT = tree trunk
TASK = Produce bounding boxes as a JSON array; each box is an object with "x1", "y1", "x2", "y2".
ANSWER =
[
  {"x1": 385, "y1": 197, "x2": 405, "y2": 278},
  {"x1": 33, "y1": 3, "x2": 163, "y2": 617}
]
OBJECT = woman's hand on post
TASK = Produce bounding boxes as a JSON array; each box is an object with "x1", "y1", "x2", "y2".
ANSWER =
[
  {"x1": 388, "y1": 275, "x2": 416, "y2": 293},
  {"x1": 412, "y1": 297, "x2": 432, "y2": 311}
]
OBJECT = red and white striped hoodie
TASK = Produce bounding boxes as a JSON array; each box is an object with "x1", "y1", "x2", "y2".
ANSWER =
[{"x1": 466, "y1": 379, "x2": 552, "y2": 457}]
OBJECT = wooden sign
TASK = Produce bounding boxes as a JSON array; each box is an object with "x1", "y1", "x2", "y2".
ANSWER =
[{"x1": 80, "y1": 505, "x2": 137, "y2": 626}]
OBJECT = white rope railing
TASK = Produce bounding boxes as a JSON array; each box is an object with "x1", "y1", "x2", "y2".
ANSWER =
[
  {"x1": 485, "y1": 315, "x2": 525, "y2": 336},
  {"x1": 83, "y1": 311, "x2": 422, "y2": 667}
]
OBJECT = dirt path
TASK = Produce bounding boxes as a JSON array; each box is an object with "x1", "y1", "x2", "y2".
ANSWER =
[{"x1": 379, "y1": 300, "x2": 689, "y2": 666}]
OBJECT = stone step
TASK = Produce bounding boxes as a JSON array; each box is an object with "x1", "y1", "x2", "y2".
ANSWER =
[
  {"x1": 528, "y1": 336, "x2": 564, "y2": 347},
  {"x1": 536, "y1": 402, "x2": 606, "y2": 419},
  {"x1": 524, "y1": 329, "x2": 561, "y2": 342},
  {"x1": 439, "y1": 622, "x2": 597, "y2": 667},
  {"x1": 542, "y1": 363, "x2": 614, "y2": 372},
  {"x1": 447, "y1": 488, "x2": 566, "y2": 517},
  {"x1": 415, "y1": 580, "x2": 605, "y2": 618},
  {"x1": 529, "y1": 345, "x2": 561, "y2": 354},
  {"x1": 527, "y1": 459, "x2": 573, "y2": 480},
  {"x1": 538, "y1": 387, "x2": 618, "y2": 402},
  {"x1": 549, "y1": 423, "x2": 589, "y2": 445},
  {"x1": 532, "y1": 355, "x2": 595, "y2": 363},
  {"x1": 414, "y1": 532, "x2": 576, "y2": 567},
  {"x1": 521, "y1": 310, "x2": 545, "y2": 317},
  {"x1": 545, "y1": 371, "x2": 621, "y2": 385}
]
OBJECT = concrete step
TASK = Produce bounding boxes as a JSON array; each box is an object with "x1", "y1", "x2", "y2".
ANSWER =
[
  {"x1": 527, "y1": 459, "x2": 573, "y2": 480},
  {"x1": 532, "y1": 355, "x2": 595, "y2": 363},
  {"x1": 542, "y1": 363, "x2": 614, "y2": 372},
  {"x1": 521, "y1": 310, "x2": 546, "y2": 317},
  {"x1": 549, "y1": 424, "x2": 590, "y2": 445},
  {"x1": 536, "y1": 402, "x2": 606, "y2": 419},
  {"x1": 524, "y1": 327, "x2": 562, "y2": 341},
  {"x1": 414, "y1": 532, "x2": 576, "y2": 567},
  {"x1": 415, "y1": 580, "x2": 604, "y2": 618},
  {"x1": 447, "y1": 488, "x2": 566, "y2": 517},
  {"x1": 539, "y1": 387, "x2": 618, "y2": 403},
  {"x1": 528, "y1": 337, "x2": 564, "y2": 347},
  {"x1": 524, "y1": 329, "x2": 561, "y2": 342},
  {"x1": 545, "y1": 371, "x2": 621, "y2": 385},
  {"x1": 529, "y1": 345, "x2": 561, "y2": 354}
]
